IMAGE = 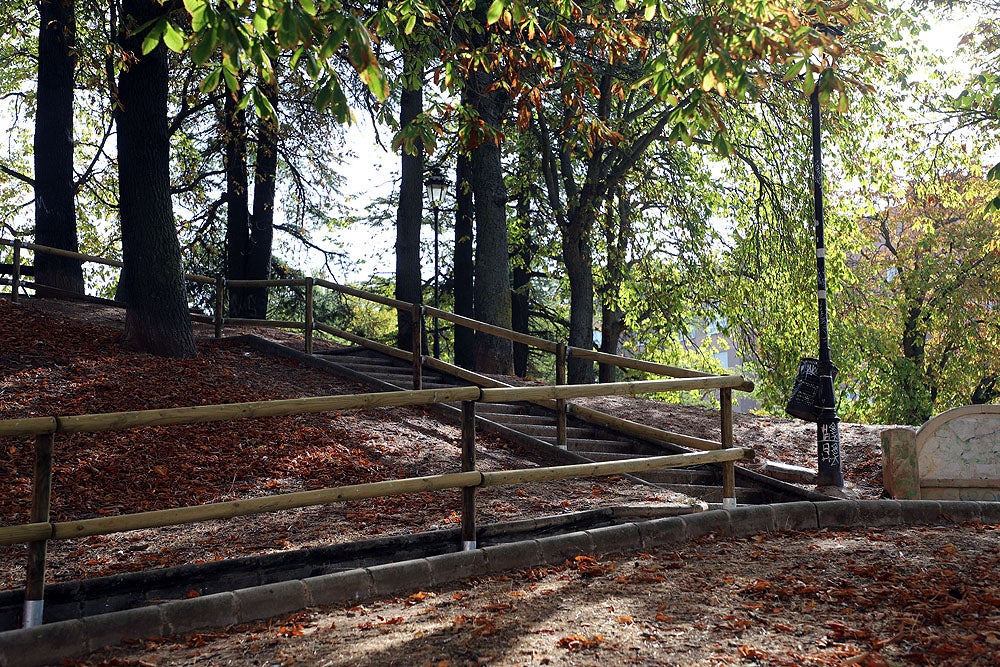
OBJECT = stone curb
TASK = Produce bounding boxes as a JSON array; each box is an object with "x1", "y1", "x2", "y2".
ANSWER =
[{"x1": 2, "y1": 499, "x2": 997, "y2": 667}]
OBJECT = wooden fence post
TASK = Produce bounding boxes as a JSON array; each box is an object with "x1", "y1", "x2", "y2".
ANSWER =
[
  {"x1": 23, "y1": 433, "x2": 54, "y2": 628},
  {"x1": 411, "y1": 304, "x2": 423, "y2": 390},
  {"x1": 461, "y1": 400, "x2": 477, "y2": 550},
  {"x1": 556, "y1": 344, "x2": 567, "y2": 449},
  {"x1": 214, "y1": 276, "x2": 225, "y2": 339},
  {"x1": 11, "y1": 240, "x2": 21, "y2": 302},
  {"x1": 720, "y1": 388, "x2": 736, "y2": 508},
  {"x1": 304, "y1": 277, "x2": 314, "y2": 355}
]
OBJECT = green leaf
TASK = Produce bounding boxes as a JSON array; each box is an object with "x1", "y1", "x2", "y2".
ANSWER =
[
  {"x1": 141, "y1": 20, "x2": 166, "y2": 55},
  {"x1": 186, "y1": 0, "x2": 210, "y2": 32},
  {"x1": 191, "y1": 30, "x2": 216, "y2": 64},
  {"x1": 199, "y1": 67, "x2": 222, "y2": 93},
  {"x1": 987, "y1": 162, "x2": 1000, "y2": 181},
  {"x1": 252, "y1": 87, "x2": 277, "y2": 119},
  {"x1": 614, "y1": 0, "x2": 627, "y2": 10},
  {"x1": 163, "y1": 21, "x2": 185, "y2": 53},
  {"x1": 279, "y1": 8, "x2": 299, "y2": 47},
  {"x1": 486, "y1": 0, "x2": 505, "y2": 25},
  {"x1": 299, "y1": 0, "x2": 317, "y2": 16}
]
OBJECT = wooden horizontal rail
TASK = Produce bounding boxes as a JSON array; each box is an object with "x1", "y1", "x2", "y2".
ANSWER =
[
  {"x1": 480, "y1": 448, "x2": 754, "y2": 487},
  {"x1": 19, "y1": 242, "x2": 123, "y2": 268},
  {"x1": 423, "y1": 305, "x2": 560, "y2": 353},
  {"x1": 570, "y1": 404, "x2": 722, "y2": 451},
  {"x1": 479, "y1": 376, "x2": 750, "y2": 404},
  {"x1": 568, "y1": 347, "x2": 715, "y2": 380},
  {"x1": 421, "y1": 356, "x2": 560, "y2": 411},
  {"x1": 225, "y1": 317, "x2": 306, "y2": 329},
  {"x1": 1, "y1": 240, "x2": 215, "y2": 285},
  {"x1": 0, "y1": 417, "x2": 58, "y2": 437},
  {"x1": 0, "y1": 522, "x2": 52, "y2": 546},
  {"x1": 314, "y1": 323, "x2": 414, "y2": 364},
  {"x1": 48, "y1": 471, "x2": 486, "y2": 541},
  {"x1": 0, "y1": 447, "x2": 753, "y2": 545},
  {"x1": 0, "y1": 388, "x2": 483, "y2": 437},
  {"x1": 225, "y1": 279, "x2": 307, "y2": 288},
  {"x1": 315, "y1": 278, "x2": 412, "y2": 311}
]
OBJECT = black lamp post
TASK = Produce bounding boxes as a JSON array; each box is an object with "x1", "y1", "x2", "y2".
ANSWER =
[
  {"x1": 424, "y1": 168, "x2": 449, "y2": 359},
  {"x1": 810, "y1": 25, "x2": 844, "y2": 488}
]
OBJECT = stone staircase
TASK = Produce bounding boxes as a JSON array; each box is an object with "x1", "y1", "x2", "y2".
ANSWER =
[{"x1": 316, "y1": 347, "x2": 818, "y2": 506}]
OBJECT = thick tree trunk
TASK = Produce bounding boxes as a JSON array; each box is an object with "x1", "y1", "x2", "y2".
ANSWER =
[
  {"x1": 245, "y1": 76, "x2": 278, "y2": 320},
  {"x1": 394, "y1": 58, "x2": 424, "y2": 350},
  {"x1": 33, "y1": 0, "x2": 84, "y2": 295},
  {"x1": 453, "y1": 153, "x2": 475, "y2": 369},
  {"x1": 598, "y1": 188, "x2": 630, "y2": 383},
  {"x1": 562, "y1": 209, "x2": 595, "y2": 384},
  {"x1": 116, "y1": 0, "x2": 196, "y2": 358},
  {"x1": 598, "y1": 306, "x2": 625, "y2": 383},
  {"x1": 470, "y1": 131, "x2": 513, "y2": 374},
  {"x1": 511, "y1": 192, "x2": 532, "y2": 378},
  {"x1": 224, "y1": 84, "x2": 252, "y2": 316}
]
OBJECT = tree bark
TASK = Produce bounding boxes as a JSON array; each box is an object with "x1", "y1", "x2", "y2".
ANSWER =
[
  {"x1": 511, "y1": 191, "x2": 532, "y2": 378},
  {"x1": 394, "y1": 53, "x2": 424, "y2": 350},
  {"x1": 224, "y1": 82, "x2": 251, "y2": 316},
  {"x1": 33, "y1": 0, "x2": 84, "y2": 295},
  {"x1": 453, "y1": 153, "x2": 475, "y2": 369},
  {"x1": 562, "y1": 206, "x2": 596, "y2": 384},
  {"x1": 467, "y1": 3, "x2": 513, "y2": 375},
  {"x1": 246, "y1": 75, "x2": 278, "y2": 319},
  {"x1": 116, "y1": 0, "x2": 196, "y2": 357}
]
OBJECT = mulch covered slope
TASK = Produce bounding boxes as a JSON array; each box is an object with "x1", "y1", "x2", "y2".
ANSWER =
[{"x1": 0, "y1": 298, "x2": 666, "y2": 588}]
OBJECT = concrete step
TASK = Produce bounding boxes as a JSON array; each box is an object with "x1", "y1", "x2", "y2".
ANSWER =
[
  {"x1": 507, "y1": 425, "x2": 592, "y2": 439},
  {"x1": 634, "y1": 468, "x2": 718, "y2": 485},
  {"x1": 565, "y1": 438, "x2": 670, "y2": 456},
  {"x1": 653, "y1": 483, "x2": 768, "y2": 504},
  {"x1": 564, "y1": 438, "x2": 644, "y2": 454},
  {"x1": 476, "y1": 413, "x2": 557, "y2": 426},
  {"x1": 475, "y1": 402, "x2": 530, "y2": 416}
]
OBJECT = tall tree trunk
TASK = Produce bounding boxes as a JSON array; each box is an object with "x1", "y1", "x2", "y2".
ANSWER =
[
  {"x1": 453, "y1": 152, "x2": 475, "y2": 369},
  {"x1": 116, "y1": 0, "x2": 196, "y2": 357},
  {"x1": 598, "y1": 188, "x2": 630, "y2": 383},
  {"x1": 224, "y1": 82, "x2": 252, "y2": 316},
  {"x1": 511, "y1": 192, "x2": 532, "y2": 378},
  {"x1": 394, "y1": 53, "x2": 424, "y2": 350},
  {"x1": 562, "y1": 207, "x2": 596, "y2": 384},
  {"x1": 467, "y1": 3, "x2": 513, "y2": 374},
  {"x1": 246, "y1": 75, "x2": 278, "y2": 319},
  {"x1": 33, "y1": 0, "x2": 84, "y2": 295},
  {"x1": 470, "y1": 129, "x2": 513, "y2": 374}
]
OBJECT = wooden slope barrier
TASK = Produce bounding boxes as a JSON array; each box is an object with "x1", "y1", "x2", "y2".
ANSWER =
[
  {"x1": 0, "y1": 383, "x2": 754, "y2": 630},
  {"x1": 1, "y1": 239, "x2": 756, "y2": 628}
]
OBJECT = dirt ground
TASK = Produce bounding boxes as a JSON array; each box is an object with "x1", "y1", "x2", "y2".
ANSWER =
[
  {"x1": 73, "y1": 523, "x2": 1000, "y2": 667},
  {"x1": 7, "y1": 298, "x2": 991, "y2": 667}
]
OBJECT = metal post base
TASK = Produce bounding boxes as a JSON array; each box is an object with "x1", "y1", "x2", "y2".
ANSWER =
[
  {"x1": 462, "y1": 540, "x2": 477, "y2": 551},
  {"x1": 22, "y1": 599, "x2": 43, "y2": 628}
]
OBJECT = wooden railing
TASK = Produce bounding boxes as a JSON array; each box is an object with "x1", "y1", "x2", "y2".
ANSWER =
[
  {"x1": 0, "y1": 379, "x2": 754, "y2": 629},
  {"x1": 0, "y1": 238, "x2": 752, "y2": 441}
]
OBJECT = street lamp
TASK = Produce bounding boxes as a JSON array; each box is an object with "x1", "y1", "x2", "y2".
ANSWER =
[
  {"x1": 809, "y1": 23, "x2": 844, "y2": 489},
  {"x1": 424, "y1": 168, "x2": 450, "y2": 359}
]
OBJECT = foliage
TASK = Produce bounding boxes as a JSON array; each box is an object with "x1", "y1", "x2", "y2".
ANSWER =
[{"x1": 839, "y1": 165, "x2": 1000, "y2": 424}]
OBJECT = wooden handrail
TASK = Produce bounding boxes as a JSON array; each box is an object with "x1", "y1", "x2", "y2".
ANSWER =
[
  {"x1": 0, "y1": 388, "x2": 483, "y2": 437},
  {"x1": 479, "y1": 376, "x2": 750, "y2": 404},
  {"x1": 568, "y1": 346, "x2": 716, "y2": 380},
  {"x1": 3, "y1": 240, "x2": 751, "y2": 392},
  {"x1": 315, "y1": 278, "x2": 412, "y2": 311},
  {"x1": 424, "y1": 305, "x2": 560, "y2": 353},
  {"x1": 0, "y1": 448, "x2": 754, "y2": 546}
]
